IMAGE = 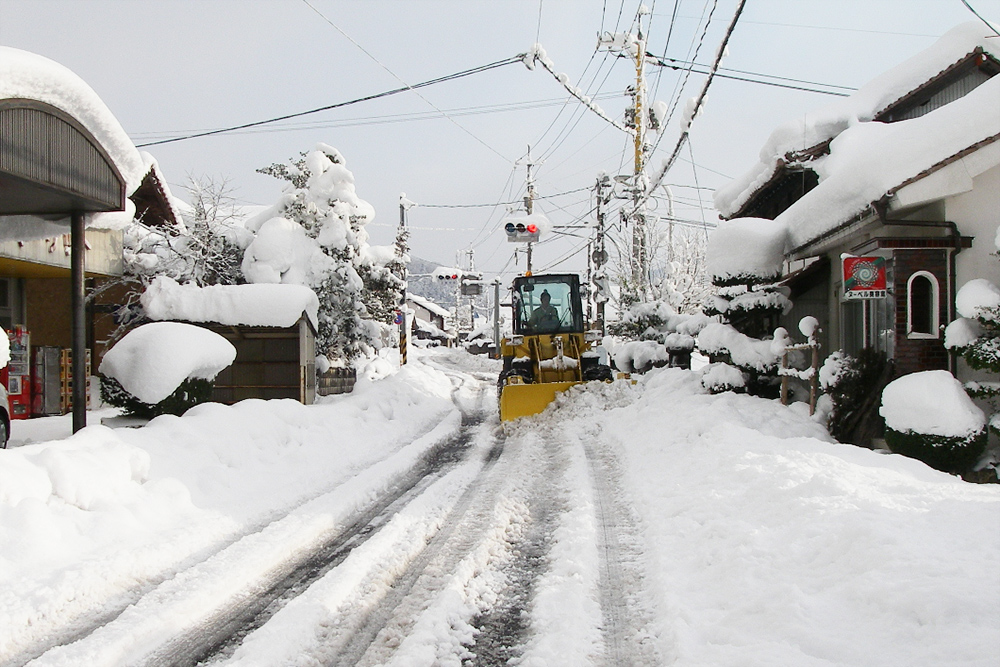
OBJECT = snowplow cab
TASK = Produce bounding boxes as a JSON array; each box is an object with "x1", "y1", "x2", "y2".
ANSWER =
[{"x1": 498, "y1": 273, "x2": 612, "y2": 421}]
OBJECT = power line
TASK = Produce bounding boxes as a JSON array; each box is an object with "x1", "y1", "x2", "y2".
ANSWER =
[
  {"x1": 135, "y1": 55, "x2": 524, "y2": 148},
  {"x1": 300, "y1": 0, "x2": 511, "y2": 163},
  {"x1": 646, "y1": 55, "x2": 854, "y2": 96}
]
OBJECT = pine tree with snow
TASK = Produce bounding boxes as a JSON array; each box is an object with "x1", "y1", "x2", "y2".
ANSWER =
[
  {"x1": 944, "y1": 227, "x2": 1000, "y2": 440},
  {"x1": 699, "y1": 217, "x2": 792, "y2": 396},
  {"x1": 248, "y1": 144, "x2": 400, "y2": 365}
]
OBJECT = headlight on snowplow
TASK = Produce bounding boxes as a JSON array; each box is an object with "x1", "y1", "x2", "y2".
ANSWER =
[{"x1": 510, "y1": 335, "x2": 524, "y2": 346}]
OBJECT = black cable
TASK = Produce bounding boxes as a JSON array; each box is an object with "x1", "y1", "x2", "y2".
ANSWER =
[{"x1": 135, "y1": 55, "x2": 524, "y2": 148}]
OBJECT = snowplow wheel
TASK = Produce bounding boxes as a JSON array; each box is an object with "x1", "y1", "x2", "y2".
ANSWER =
[{"x1": 583, "y1": 364, "x2": 614, "y2": 382}]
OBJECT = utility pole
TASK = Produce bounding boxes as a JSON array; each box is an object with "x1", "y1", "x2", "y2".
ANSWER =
[
  {"x1": 396, "y1": 194, "x2": 412, "y2": 365},
  {"x1": 629, "y1": 11, "x2": 650, "y2": 302},
  {"x1": 593, "y1": 175, "x2": 611, "y2": 333},
  {"x1": 492, "y1": 279, "x2": 501, "y2": 359},
  {"x1": 523, "y1": 146, "x2": 536, "y2": 273}
]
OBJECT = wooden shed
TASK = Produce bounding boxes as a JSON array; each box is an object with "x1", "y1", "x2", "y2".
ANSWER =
[{"x1": 140, "y1": 277, "x2": 320, "y2": 404}]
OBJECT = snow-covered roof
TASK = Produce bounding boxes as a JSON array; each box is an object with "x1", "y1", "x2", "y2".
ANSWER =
[
  {"x1": 0, "y1": 46, "x2": 145, "y2": 196},
  {"x1": 141, "y1": 276, "x2": 319, "y2": 329},
  {"x1": 407, "y1": 293, "x2": 450, "y2": 319},
  {"x1": 714, "y1": 22, "x2": 1000, "y2": 250}
]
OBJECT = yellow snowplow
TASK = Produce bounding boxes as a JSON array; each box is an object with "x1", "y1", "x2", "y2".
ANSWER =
[{"x1": 498, "y1": 273, "x2": 614, "y2": 421}]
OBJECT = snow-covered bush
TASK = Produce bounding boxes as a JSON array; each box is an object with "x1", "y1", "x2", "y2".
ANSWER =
[
  {"x1": 700, "y1": 217, "x2": 792, "y2": 397},
  {"x1": 251, "y1": 144, "x2": 403, "y2": 366},
  {"x1": 880, "y1": 370, "x2": 988, "y2": 474},
  {"x1": 609, "y1": 299, "x2": 710, "y2": 371},
  {"x1": 819, "y1": 348, "x2": 892, "y2": 446},
  {"x1": 700, "y1": 361, "x2": 746, "y2": 394},
  {"x1": 98, "y1": 322, "x2": 236, "y2": 418}
]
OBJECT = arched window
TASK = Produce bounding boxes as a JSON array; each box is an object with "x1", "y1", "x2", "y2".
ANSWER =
[{"x1": 907, "y1": 271, "x2": 939, "y2": 338}]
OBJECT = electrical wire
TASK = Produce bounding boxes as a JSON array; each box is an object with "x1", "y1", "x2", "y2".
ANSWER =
[
  {"x1": 300, "y1": 0, "x2": 513, "y2": 163},
  {"x1": 135, "y1": 55, "x2": 523, "y2": 148}
]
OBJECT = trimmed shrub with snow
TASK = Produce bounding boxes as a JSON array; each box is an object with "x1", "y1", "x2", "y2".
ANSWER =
[
  {"x1": 880, "y1": 370, "x2": 988, "y2": 474},
  {"x1": 700, "y1": 217, "x2": 791, "y2": 397},
  {"x1": 99, "y1": 322, "x2": 236, "y2": 418}
]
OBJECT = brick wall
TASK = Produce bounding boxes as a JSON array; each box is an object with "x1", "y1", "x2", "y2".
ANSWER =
[{"x1": 892, "y1": 249, "x2": 950, "y2": 376}]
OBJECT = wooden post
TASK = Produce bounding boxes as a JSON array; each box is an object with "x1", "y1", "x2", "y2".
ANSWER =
[{"x1": 780, "y1": 350, "x2": 789, "y2": 406}]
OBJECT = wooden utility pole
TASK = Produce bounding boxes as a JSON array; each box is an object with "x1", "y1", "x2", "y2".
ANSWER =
[
  {"x1": 630, "y1": 16, "x2": 649, "y2": 300},
  {"x1": 523, "y1": 146, "x2": 536, "y2": 273}
]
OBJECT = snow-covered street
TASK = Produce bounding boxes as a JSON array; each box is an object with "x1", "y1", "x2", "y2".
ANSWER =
[{"x1": 1, "y1": 347, "x2": 997, "y2": 666}]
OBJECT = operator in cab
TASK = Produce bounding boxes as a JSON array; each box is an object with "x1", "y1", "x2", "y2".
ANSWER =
[{"x1": 528, "y1": 290, "x2": 561, "y2": 332}]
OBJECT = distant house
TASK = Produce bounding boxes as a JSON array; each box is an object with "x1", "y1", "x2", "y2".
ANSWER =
[
  {"x1": 715, "y1": 22, "x2": 999, "y2": 386},
  {"x1": 407, "y1": 293, "x2": 452, "y2": 345}
]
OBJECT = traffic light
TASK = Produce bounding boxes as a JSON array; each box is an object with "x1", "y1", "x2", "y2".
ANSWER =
[
  {"x1": 437, "y1": 271, "x2": 460, "y2": 280},
  {"x1": 504, "y1": 221, "x2": 539, "y2": 243}
]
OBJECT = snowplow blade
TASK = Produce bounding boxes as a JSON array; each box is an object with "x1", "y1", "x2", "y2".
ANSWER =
[{"x1": 500, "y1": 381, "x2": 581, "y2": 422}]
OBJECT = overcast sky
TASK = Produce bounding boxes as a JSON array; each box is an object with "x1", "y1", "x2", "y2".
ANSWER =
[{"x1": 0, "y1": 0, "x2": 995, "y2": 283}]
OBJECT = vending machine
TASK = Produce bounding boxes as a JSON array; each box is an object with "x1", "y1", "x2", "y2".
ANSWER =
[
  {"x1": 32, "y1": 346, "x2": 63, "y2": 417},
  {"x1": 2, "y1": 326, "x2": 31, "y2": 419}
]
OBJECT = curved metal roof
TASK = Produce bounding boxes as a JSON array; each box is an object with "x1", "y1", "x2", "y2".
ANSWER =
[{"x1": 0, "y1": 99, "x2": 125, "y2": 216}]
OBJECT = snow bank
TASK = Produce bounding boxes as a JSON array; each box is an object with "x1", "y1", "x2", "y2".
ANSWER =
[
  {"x1": 98, "y1": 322, "x2": 236, "y2": 404},
  {"x1": 0, "y1": 351, "x2": 459, "y2": 662},
  {"x1": 880, "y1": 370, "x2": 986, "y2": 438},
  {"x1": 141, "y1": 276, "x2": 319, "y2": 329},
  {"x1": 707, "y1": 217, "x2": 787, "y2": 281},
  {"x1": 558, "y1": 368, "x2": 1000, "y2": 666}
]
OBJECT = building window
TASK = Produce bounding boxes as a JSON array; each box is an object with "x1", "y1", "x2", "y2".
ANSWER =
[{"x1": 907, "y1": 271, "x2": 939, "y2": 338}]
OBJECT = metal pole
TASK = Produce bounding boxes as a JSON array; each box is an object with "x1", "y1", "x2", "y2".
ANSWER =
[
  {"x1": 493, "y1": 279, "x2": 501, "y2": 359},
  {"x1": 71, "y1": 211, "x2": 87, "y2": 433}
]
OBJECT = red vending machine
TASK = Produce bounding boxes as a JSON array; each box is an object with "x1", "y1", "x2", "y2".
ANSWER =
[{"x1": 2, "y1": 326, "x2": 31, "y2": 419}]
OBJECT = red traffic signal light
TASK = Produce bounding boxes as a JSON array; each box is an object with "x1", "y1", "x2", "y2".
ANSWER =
[{"x1": 504, "y1": 220, "x2": 540, "y2": 243}]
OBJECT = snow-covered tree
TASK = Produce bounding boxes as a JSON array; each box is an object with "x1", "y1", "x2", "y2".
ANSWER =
[
  {"x1": 944, "y1": 226, "x2": 1000, "y2": 440},
  {"x1": 248, "y1": 144, "x2": 401, "y2": 366},
  {"x1": 123, "y1": 175, "x2": 251, "y2": 288},
  {"x1": 699, "y1": 217, "x2": 792, "y2": 395}
]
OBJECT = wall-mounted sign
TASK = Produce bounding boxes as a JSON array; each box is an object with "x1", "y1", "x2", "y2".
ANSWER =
[{"x1": 843, "y1": 256, "x2": 887, "y2": 299}]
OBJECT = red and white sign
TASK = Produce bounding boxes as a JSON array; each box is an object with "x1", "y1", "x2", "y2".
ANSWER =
[{"x1": 843, "y1": 256, "x2": 887, "y2": 300}]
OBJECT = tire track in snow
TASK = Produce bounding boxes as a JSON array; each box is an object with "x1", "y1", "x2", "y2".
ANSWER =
[
  {"x1": 23, "y1": 413, "x2": 467, "y2": 667},
  {"x1": 581, "y1": 424, "x2": 662, "y2": 666}
]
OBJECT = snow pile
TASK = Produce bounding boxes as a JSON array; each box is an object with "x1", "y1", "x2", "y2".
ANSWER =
[
  {"x1": 707, "y1": 217, "x2": 787, "y2": 282},
  {"x1": 98, "y1": 322, "x2": 237, "y2": 404},
  {"x1": 880, "y1": 370, "x2": 986, "y2": 438},
  {"x1": 141, "y1": 276, "x2": 319, "y2": 329},
  {"x1": 0, "y1": 355, "x2": 458, "y2": 662},
  {"x1": 555, "y1": 368, "x2": 1000, "y2": 665}
]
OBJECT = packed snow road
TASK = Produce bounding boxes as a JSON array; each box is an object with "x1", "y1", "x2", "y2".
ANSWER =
[
  {"x1": 5, "y1": 349, "x2": 660, "y2": 666},
  {"x1": 3, "y1": 347, "x2": 998, "y2": 666}
]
